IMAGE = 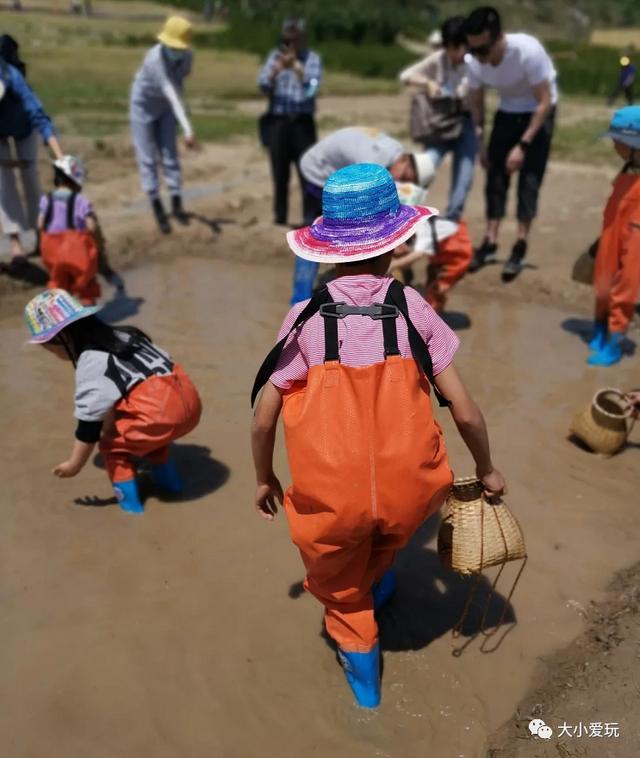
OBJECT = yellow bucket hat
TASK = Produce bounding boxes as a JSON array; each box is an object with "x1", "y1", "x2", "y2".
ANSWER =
[{"x1": 157, "y1": 16, "x2": 193, "y2": 50}]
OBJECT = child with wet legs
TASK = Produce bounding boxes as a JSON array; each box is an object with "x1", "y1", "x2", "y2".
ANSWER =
[
  {"x1": 588, "y1": 106, "x2": 640, "y2": 366},
  {"x1": 251, "y1": 164, "x2": 505, "y2": 709},
  {"x1": 25, "y1": 289, "x2": 202, "y2": 513}
]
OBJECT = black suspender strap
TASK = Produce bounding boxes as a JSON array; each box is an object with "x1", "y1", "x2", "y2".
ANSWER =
[
  {"x1": 43, "y1": 192, "x2": 54, "y2": 231},
  {"x1": 386, "y1": 279, "x2": 451, "y2": 407},
  {"x1": 428, "y1": 216, "x2": 440, "y2": 256},
  {"x1": 66, "y1": 192, "x2": 78, "y2": 230},
  {"x1": 322, "y1": 306, "x2": 339, "y2": 362},
  {"x1": 250, "y1": 287, "x2": 333, "y2": 407}
]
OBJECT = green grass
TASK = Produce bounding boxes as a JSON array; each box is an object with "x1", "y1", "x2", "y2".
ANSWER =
[{"x1": 551, "y1": 118, "x2": 616, "y2": 165}]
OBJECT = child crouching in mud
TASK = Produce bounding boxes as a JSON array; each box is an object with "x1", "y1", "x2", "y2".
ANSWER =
[
  {"x1": 25, "y1": 289, "x2": 202, "y2": 513},
  {"x1": 251, "y1": 164, "x2": 505, "y2": 709}
]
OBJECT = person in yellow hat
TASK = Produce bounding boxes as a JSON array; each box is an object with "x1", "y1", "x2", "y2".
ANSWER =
[
  {"x1": 129, "y1": 16, "x2": 199, "y2": 234},
  {"x1": 608, "y1": 54, "x2": 636, "y2": 106}
]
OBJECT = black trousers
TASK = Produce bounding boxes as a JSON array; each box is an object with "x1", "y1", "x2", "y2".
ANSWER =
[
  {"x1": 486, "y1": 107, "x2": 556, "y2": 222},
  {"x1": 268, "y1": 114, "x2": 317, "y2": 225}
]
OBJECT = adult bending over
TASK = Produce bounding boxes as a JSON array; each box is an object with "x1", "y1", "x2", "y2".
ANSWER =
[
  {"x1": 290, "y1": 126, "x2": 434, "y2": 304},
  {"x1": 399, "y1": 16, "x2": 476, "y2": 222},
  {"x1": 130, "y1": 16, "x2": 198, "y2": 235},
  {"x1": 464, "y1": 6, "x2": 558, "y2": 281},
  {"x1": 258, "y1": 17, "x2": 322, "y2": 227},
  {"x1": 0, "y1": 35, "x2": 63, "y2": 269}
]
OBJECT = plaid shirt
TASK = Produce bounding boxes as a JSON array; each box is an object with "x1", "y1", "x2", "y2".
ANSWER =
[{"x1": 258, "y1": 47, "x2": 322, "y2": 116}]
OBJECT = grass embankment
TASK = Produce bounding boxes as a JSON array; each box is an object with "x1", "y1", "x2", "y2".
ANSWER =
[{"x1": 1, "y1": 9, "x2": 396, "y2": 151}]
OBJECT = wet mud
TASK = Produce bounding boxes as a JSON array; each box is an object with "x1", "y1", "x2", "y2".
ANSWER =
[{"x1": 1, "y1": 251, "x2": 639, "y2": 757}]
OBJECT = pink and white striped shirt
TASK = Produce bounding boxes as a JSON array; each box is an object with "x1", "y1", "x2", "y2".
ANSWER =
[{"x1": 270, "y1": 275, "x2": 459, "y2": 390}]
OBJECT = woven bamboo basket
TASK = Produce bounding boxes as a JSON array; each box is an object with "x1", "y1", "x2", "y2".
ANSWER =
[
  {"x1": 438, "y1": 477, "x2": 526, "y2": 576},
  {"x1": 569, "y1": 388, "x2": 632, "y2": 456}
]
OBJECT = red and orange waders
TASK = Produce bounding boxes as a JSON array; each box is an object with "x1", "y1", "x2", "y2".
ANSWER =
[
  {"x1": 425, "y1": 220, "x2": 473, "y2": 313},
  {"x1": 252, "y1": 281, "x2": 453, "y2": 653},
  {"x1": 594, "y1": 172, "x2": 640, "y2": 334},
  {"x1": 100, "y1": 363, "x2": 202, "y2": 483},
  {"x1": 40, "y1": 191, "x2": 100, "y2": 305}
]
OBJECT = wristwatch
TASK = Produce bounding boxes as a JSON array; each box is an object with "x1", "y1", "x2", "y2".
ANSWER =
[{"x1": 519, "y1": 139, "x2": 531, "y2": 152}]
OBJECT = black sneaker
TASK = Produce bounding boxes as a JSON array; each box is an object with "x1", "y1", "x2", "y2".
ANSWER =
[
  {"x1": 502, "y1": 240, "x2": 527, "y2": 282},
  {"x1": 171, "y1": 195, "x2": 190, "y2": 226},
  {"x1": 468, "y1": 238, "x2": 498, "y2": 273},
  {"x1": 151, "y1": 198, "x2": 171, "y2": 235}
]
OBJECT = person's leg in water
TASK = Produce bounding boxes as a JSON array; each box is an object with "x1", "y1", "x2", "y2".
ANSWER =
[
  {"x1": 290, "y1": 179, "x2": 323, "y2": 304},
  {"x1": 0, "y1": 137, "x2": 29, "y2": 266},
  {"x1": 131, "y1": 116, "x2": 171, "y2": 234},
  {"x1": 157, "y1": 109, "x2": 189, "y2": 226},
  {"x1": 470, "y1": 111, "x2": 515, "y2": 271},
  {"x1": 503, "y1": 110, "x2": 555, "y2": 282},
  {"x1": 446, "y1": 115, "x2": 477, "y2": 222}
]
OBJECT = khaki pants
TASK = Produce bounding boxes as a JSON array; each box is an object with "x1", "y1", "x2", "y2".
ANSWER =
[{"x1": 0, "y1": 131, "x2": 41, "y2": 238}]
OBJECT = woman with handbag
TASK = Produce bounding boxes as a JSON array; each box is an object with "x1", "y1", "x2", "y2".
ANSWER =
[{"x1": 400, "y1": 16, "x2": 476, "y2": 222}]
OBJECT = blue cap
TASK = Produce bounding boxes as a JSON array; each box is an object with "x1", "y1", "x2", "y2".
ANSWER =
[{"x1": 602, "y1": 105, "x2": 640, "y2": 149}]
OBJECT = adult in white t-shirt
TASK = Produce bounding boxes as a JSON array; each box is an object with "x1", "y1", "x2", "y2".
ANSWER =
[{"x1": 464, "y1": 6, "x2": 558, "y2": 281}]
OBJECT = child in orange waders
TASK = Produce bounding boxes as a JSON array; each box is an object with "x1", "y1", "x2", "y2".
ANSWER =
[
  {"x1": 25, "y1": 289, "x2": 202, "y2": 513},
  {"x1": 251, "y1": 164, "x2": 505, "y2": 709},
  {"x1": 38, "y1": 155, "x2": 101, "y2": 305},
  {"x1": 588, "y1": 106, "x2": 640, "y2": 366},
  {"x1": 425, "y1": 219, "x2": 473, "y2": 312}
]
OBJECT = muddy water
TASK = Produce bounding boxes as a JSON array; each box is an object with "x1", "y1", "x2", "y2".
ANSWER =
[{"x1": 1, "y1": 257, "x2": 639, "y2": 758}]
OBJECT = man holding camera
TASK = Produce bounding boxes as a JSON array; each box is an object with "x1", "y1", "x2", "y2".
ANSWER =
[{"x1": 258, "y1": 18, "x2": 322, "y2": 227}]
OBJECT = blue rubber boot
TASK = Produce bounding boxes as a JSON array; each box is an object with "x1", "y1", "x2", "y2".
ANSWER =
[
  {"x1": 587, "y1": 332, "x2": 624, "y2": 367},
  {"x1": 151, "y1": 459, "x2": 184, "y2": 493},
  {"x1": 337, "y1": 644, "x2": 381, "y2": 709},
  {"x1": 113, "y1": 479, "x2": 144, "y2": 514},
  {"x1": 373, "y1": 569, "x2": 397, "y2": 612},
  {"x1": 588, "y1": 321, "x2": 608, "y2": 352},
  {"x1": 290, "y1": 258, "x2": 319, "y2": 305}
]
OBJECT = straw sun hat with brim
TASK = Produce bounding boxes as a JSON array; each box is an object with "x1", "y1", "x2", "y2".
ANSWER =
[
  {"x1": 24, "y1": 289, "x2": 99, "y2": 344},
  {"x1": 157, "y1": 16, "x2": 193, "y2": 50},
  {"x1": 287, "y1": 163, "x2": 437, "y2": 265},
  {"x1": 601, "y1": 105, "x2": 640, "y2": 149}
]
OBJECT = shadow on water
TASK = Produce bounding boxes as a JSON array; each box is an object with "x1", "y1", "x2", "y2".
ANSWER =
[
  {"x1": 0, "y1": 258, "x2": 48, "y2": 286},
  {"x1": 561, "y1": 317, "x2": 637, "y2": 356},
  {"x1": 75, "y1": 443, "x2": 230, "y2": 509},
  {"x1": 289, "y1": 515, "x2": 517, "y2": 657},
  {"x1": 186, "y1": 213, "x2": 236, "y2": 237},
  {"x1": 98, "y1": 290, "x2": 146, "y2": 323}
]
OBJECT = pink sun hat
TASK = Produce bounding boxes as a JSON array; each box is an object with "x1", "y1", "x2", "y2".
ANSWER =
[{"x1": 287, "y1": 163, "x2": 438, "y2": 264}]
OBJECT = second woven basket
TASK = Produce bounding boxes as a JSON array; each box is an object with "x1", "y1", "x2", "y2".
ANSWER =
[{"x1": 569, "y1": 388, "x2": 632, "y2": 456}]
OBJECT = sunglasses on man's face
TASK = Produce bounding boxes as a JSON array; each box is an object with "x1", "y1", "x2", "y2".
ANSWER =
[{"x1": 468, "y1": 36, "x2": 497, "y2": 58}]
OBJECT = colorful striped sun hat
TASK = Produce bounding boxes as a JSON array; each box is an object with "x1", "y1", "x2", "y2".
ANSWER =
[
  {"x1": 25, "y1": 289, "x2": 99, "y2": 344},
  {"x1": 287, "y1": 163, "x2": 437, "y2": 264}
]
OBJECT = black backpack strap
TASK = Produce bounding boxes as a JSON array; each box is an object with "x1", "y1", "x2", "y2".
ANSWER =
[
  {"x1": 386, "y1": 279, "x2": 451, "y2": 407},
  {"x1": 319, "y1": 301, "x2": 401, "y2": 361},
  {"x1": 66, "y1": 192, "x2": 78, "y2": 230},
  {"x1": 251, "y1": 286, "x2": 333, "y2": 407},
  {"x1": 43, "y1": 192, "x2": 54, "y2": 231}
]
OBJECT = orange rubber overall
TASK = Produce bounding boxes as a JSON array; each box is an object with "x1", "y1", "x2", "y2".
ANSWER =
[
  {"x1": 100, "y1": 363, "x2": 202, "y2": 483},
  {"x1": 41, "y1": 230, "x2": 101, "y2": 305},
  {"x1": 425, "y1": 220, "x2": 473, "y2": 312},
  {"x1": 594, "y1": 172, "x2": 640, "y2": 334},
  {"x1": 282, "y1": 354, "x2": 452, "y2": 653}
]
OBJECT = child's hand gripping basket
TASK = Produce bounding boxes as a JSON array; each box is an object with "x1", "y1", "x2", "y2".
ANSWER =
[
  {"x1": 438, "y1": 476, "x2": 527, "y2": 641},
  {"x1": 569, "y1": 388, "x2": 635, "y2": 456}
]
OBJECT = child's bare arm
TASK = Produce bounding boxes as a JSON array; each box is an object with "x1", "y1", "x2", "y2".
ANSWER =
[
  {"x1": 434, "y1": 363, "x2": 506, "y2": 498},
  {"x1": 36, "y1": 212, "x2": 44, "y2": 232},
  {"x1": 53, "y1": 439, "x2": 95, "y2": 478},
  {"x1": 251, "y1": 381, "x2": 284, "y2": 520}
]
